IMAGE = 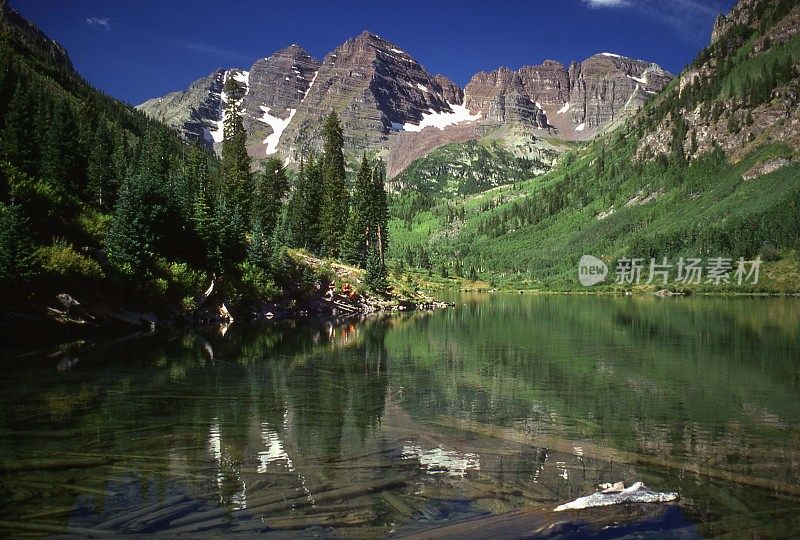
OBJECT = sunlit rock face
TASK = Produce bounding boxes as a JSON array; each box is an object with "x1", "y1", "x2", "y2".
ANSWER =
[{"x1": 464, "y1": 54, "x2": 672, "y2": 136}]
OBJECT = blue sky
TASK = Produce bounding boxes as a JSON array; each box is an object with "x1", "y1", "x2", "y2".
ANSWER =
[{"x1": 13, "y1": 0, "x2": 736, "y2": 105}]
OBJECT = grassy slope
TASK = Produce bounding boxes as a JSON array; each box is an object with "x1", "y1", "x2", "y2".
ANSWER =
[{"x1": 391, "y1": 136, "x2": 799, "y2": 293}]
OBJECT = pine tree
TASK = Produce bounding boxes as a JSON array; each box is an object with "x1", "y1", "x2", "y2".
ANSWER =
[
  {"x1": 285, "y1": 154, "x2": 324, "y2": 252},
  {"x1": 284, "y1": 157, "x2": 306, "y2": 248},
  {"x1": 367, "y1": 159, "x2": 389, "y2": 266},
  {"x1": 0, "y1": 82, "x2": 38, "y2": 176},
  {"x1": 670, "y1": 113, "x2": 687, "y2": 166},
  {"x1": 220, "y1": 78, "x2": 251, "y2": 204},
  {"x1": 136, "y1": 127, "x2": 172, "y2": 185},
  {"x1": 364, "y1": 244, "x2": 388, "y2": 293},
  {"x1": 341, "y1": 155, "x2": 372, "y2": 267},
  {"x1": 319, "y1": 110, "x2": 348, "y2": 257},
  {"x1": 0, "y1": 202, "x2": 31, "y2": 282},
  {"x1": 105, "y1": 174, "x2": 168, "y2": 275},
  {"x1": 210, "y1": 193, "x2": 247, "y2": 273},
  {"x1": 252, "y1": 156, "x2": 289, "y2": 239},
  {"x1": 87, "y1": 121, "x2": 116, "y2": 210},
  {"x1": 247, "y1": 218, "x2": 270, "y2": 270},
  {"x1": 110, "y1": 128, "x2": 131, "y2": 200},
  {"x1": 39, "y1": 100, "x2": 84, "y2": 199}
]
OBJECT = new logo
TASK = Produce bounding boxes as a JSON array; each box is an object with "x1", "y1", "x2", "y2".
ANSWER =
[{"x1": 578, "y1": 255, "x2": 608, "y2": 286}]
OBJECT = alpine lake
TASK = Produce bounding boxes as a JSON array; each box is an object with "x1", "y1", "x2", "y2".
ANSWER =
[{"x1": 1, "y1": 294, "x2": 799, "y2": 538}]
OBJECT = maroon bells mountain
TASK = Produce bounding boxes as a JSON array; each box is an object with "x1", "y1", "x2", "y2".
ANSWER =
[{"x1": 138, "y1": 31, "x2": 672, "y2": 176}]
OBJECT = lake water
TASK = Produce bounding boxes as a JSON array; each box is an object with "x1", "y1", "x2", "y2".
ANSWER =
[{"x1": 1, "y1": 294, "x2": 799, "y2": 537}]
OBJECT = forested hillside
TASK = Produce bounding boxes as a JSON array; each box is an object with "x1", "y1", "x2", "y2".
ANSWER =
[{"x1": 0, "y1": 0, "x2": 391, "y2": 325}]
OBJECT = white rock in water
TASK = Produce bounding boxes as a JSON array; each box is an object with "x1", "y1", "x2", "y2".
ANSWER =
[{"x1": 554, "y1": 482, "x2": 678, "y2": 511}]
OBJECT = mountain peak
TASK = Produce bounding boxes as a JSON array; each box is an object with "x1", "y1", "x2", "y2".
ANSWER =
[
  {"x1": 273, "y1": 43, "x2": 316, "y2": 61},
  {"x1": 356, "y1": 29, "x2": 381, "y2": 41}
]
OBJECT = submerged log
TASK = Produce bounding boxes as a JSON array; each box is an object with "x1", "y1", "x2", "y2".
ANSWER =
[
  {"x1": 14, "y1": 479, "x2": 115, "y2": 497},
  {"x1": 123, "y1": 500, "x2": 202, "y2": 532},
  {"x1": 380, "y1": 491, "x2": 417, "y2": 517},
  {"x1": 96, "y1": 494, "x2": 188, "y2": 530},
  {"x1": 243, "y1": 477, "x2": 407, "y2": 516},
  {"x1": 167, "y1": 483, "x2": 332, "y2": 529},
  {"x1": 21, "y1": 506, "x2": 76, "y2": 521},
  {"x1": 0, "y1": 520, "x2": 112, "y2": 537},
  {"x1": 0, "y1": 457, "x2": 115, "y2": 472},
  {"x1": 170, "y1": 478, "x2": 407, "y2": 534}
]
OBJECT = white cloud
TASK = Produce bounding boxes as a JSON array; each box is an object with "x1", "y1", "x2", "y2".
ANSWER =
[
  {"x1": 178, "y1": 41, "x2": 251, "y2": 62},
  {"x1": 579, "y1": 0, "x2": 733, "y2": 43},
  {"x1": 85, "y1": 17, "x2": 110, "y2": 29},
  {"x1": 583, "y1": 0, "x2": 630, "y2": 7}
]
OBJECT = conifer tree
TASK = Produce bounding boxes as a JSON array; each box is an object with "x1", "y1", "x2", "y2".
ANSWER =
[
  {"x1": 252, "y1": 157, "x2": 289, "y2": 239},
  {"x1": 247, "y1": 218, "x2": 269, "y2": 270},
  {"x1": 364, "y1": 243, "x2": 388, "y2": 293},
  {"x1": 136, "y1": 128, "x2": 172, "y2": 185},
  {"x1": 341, "y1": 155, "x2": 372, "y2": 267},
  {"x1": 319, "y1": 110, "x2": 348, "y2": 257},
  {"x1": 87, "y1": 121, "x2": 116, "y2": 210},
  {"x1": 220, "y1": 78, "x2": 251, "y2": 203},
  {"x1": 0, "y1": 202, "x2": 31, "y2": 282},
  {"x1": 284, "y1": 157, "x2": 306, "y2": 248},
  {"x1": 110, "y1": 128, "x2": 130, "y2": 197},
  {"x1": 285, "y1": 154, "x2": 324, "y2": 252},
  {"x1": 210, "y1": 193, "x2": 247, "y2": 273},
  {"x1": 40, "y1": 101, "x2": 84, "y2": 198},
  {"x1": 0, "y1": 83, "x2": 38, "y2": 176},
  {"x1": 105, "y1": 174, "x2": 168, "y2": 275},
  {"x1": 367, "y1": 159, "x2": 389, "y2": 266}
]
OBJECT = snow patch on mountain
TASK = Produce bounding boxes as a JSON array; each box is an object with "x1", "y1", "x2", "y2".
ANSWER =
[
  {"x1": 399, "y1": 103, "x2": 482, "y2": 132},
  {"x1": 557, "y1": 102, "x2": 570, "y2": 114},
  {"x1": 232, "y1": 70, "x2": 250, "y2": 92},
  {"x1": 301, "y1": 70, "x2": 319, "y2": 103},
  {"x1": 207, "y1": 69, "x2": 249, "y2": 144},
  {"x1": 575, "y1": 122, "x2": 586, "y2": 132},
  {"x1": 260, "y1": 107, "x2": 297, "y2": 155}
]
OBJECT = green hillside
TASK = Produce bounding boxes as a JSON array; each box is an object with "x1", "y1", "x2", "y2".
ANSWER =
[
  {"x1": 388, "y1": 0, "x2": 800, "y2": 293},
  {"x1": 391, "y1": 138, "x2": 558, "y2": 197}
]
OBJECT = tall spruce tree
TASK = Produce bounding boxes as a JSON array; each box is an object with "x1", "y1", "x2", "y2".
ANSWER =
[
  {"x1": 87, "y1": 121, "x2": 116, "y2": 210},
  {"x1": 284, "y1": 157, "x2": 306, "y2": 248},
  {"x1": 40, "y1": 101, "x2": 84, "y2": 199},
  {"x1": 220, "y1": 78, "x2": 251, "y2": 203},
  {"x1": 341, "y1": 155, "x2": 372, "y2": 267},
  {"x1": 364, "y1": 243, "x2": 388, "y2": 293},
  {"x1": 105, "y1": 173, "x2": 168, "y2": 275},
  {"x1": 248, "y1": 157, "x2": 289, "y2": 269},
  {"x1": 0, "y1": 82, "x2": 38, "y2": 176},
  {"x1": 286, "y1": 153, "x2": 324, "y2": 253},
  {"x1": 0, "y1": 202, "x2": 31, "y2": 282},
  {"x1": 367, "y1": 159, "x2": 389, "y2": 266},
  {"x1": 252, "y1": 157, "x2": 289, "y2": 239},
  {"x1": 319, "y1": 110, "x2": 348, "y2": 257}
]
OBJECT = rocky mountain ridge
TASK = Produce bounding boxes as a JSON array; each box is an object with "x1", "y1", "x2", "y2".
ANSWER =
[{"x1": 137, "y1": 31, "x2": 673, "y2": 176}]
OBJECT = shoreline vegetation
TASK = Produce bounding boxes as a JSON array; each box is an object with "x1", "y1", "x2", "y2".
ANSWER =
[{"x1": 1, "y1": 249, "x2": 453, "y2": 340}]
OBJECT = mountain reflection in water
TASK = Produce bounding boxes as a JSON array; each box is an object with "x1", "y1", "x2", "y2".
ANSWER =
[{"x1": 1, "y1": 295, "x2": 799, "y2": 537}]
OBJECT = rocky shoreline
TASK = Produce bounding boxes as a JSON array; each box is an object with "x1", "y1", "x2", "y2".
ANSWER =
[{"x1": 1, "y1": 288, "x2": 453, "y2": 341}]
